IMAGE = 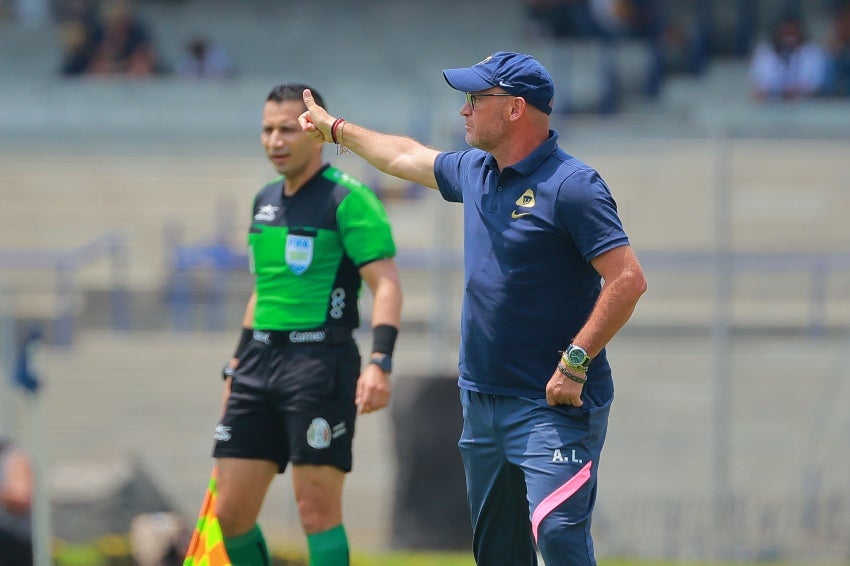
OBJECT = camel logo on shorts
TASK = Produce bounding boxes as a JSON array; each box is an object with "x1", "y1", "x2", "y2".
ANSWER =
[
  {"x1": 289, "y1": 330, "x2": 326, "y2": 343},
  {"x1": 286, "y1": 234, "x2": 314, "y2": 275},
  {"x1": 307, "y1": 418, "x2": 332, "y2": 449}
]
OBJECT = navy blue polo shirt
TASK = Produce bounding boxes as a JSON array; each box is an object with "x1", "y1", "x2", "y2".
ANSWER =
[{"x1": 434, "y1": 130, "x2": 629, "y2": 403}]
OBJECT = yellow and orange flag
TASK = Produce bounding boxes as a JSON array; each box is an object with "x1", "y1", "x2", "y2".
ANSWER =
[{"x1": 183, "y1": 467, "x2": 232, "y2": 565}]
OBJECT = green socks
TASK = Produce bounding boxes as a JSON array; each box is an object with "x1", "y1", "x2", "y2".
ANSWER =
[
  {"x1": 224, "y1": 524, "x2": 271, "y2": 566},
  {"x1": 223, "y1": 522, "x2": 348, "y2": 565},
  {"x1": 306, "y1": 524, "x2": 350, "y2": 566}
]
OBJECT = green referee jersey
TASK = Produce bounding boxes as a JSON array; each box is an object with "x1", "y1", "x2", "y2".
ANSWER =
[{"x1": 247, "y1": 164, "x2": 396, "y2": 331}]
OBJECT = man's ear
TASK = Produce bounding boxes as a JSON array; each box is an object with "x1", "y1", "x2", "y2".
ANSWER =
[{"x1": 508, "y1": 96, "x2": 527, "y2": 121}]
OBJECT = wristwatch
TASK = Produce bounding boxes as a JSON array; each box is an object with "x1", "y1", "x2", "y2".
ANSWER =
[
  {"x1": 563, "y1": 344, "x2": 592, "y2": 371},
  {"x1": 369, "y1": 354, "x2": 392, "y2": 373}
]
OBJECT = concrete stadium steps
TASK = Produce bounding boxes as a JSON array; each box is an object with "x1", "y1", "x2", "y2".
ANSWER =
[
  {"x1": 0, "y1": 145, "x2": 463, "y2": 267},
  {"x1": 0, "y1": 149, "x2": 267, "y2": 288},
  {"x1": 3, "y1": 131, "x2": 850, "y2": 331},
  {"x1": 569, "y1": 134, "x2": 850, "y2": 251},
  {"x1": 0, "y1": 0, "x2": 530, "y2": 86},
  {"x1": 135, "y1": 0, "x2": 529, "y2": 80},
  {"x1": 548, "y1": 131, "x2": 850, "y2": 330},
  {"x1": 0, "y1": 0, "x2": 620, "y2": 123},
  {"x1": 527, "y1": 37, "x2": 657, "y2": 112},
  {"x1": 5, "y1": 133, "x2": 850, "y2": 265}
]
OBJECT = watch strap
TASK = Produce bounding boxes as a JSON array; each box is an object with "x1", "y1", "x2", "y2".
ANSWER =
[{"x1": 369, "y1": 354, "x2": 392, "y2": 373}]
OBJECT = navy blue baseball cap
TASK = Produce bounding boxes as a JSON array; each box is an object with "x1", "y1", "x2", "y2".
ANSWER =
[{"x1": 443, "y1": 51, "x2": 554, "y2": 115}]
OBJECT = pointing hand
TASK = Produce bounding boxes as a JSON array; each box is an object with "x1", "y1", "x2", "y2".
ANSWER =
[{"x1": 299, "y1": 88, "x2": 334, "y2": 143}]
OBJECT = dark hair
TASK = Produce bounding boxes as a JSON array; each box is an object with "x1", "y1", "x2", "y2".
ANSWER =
[{"x1": 266, "y1": 83, "x2": 325, "y2": 110}]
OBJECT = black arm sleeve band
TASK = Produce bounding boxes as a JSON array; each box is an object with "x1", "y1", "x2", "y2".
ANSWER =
[
  {"x1": 371, "y1": 324, "x2": 398, "y2": 356},
  {"x1": 233, "y1": 327, "x2": 253, "y2": 360}
]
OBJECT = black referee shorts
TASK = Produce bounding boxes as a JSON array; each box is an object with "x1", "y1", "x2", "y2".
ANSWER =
[
  {"x1": 0, "y1": 529, "x2": 32, "y2": 566},
  {"x1": 212, "y1": 329, "x2": 361, "y2": 473}
]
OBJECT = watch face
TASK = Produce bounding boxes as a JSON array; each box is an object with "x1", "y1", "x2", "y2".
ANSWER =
[{"x1": 567, "y1": 347, "x2": 587, "y2": 366}]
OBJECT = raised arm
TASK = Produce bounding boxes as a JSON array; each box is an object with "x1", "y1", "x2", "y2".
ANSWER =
[{"x1": 299, "y1": 89, "x2": 441, "y2": 190}]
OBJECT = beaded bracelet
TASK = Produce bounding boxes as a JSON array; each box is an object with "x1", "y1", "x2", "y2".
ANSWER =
[{"x1": 557, "y1": 361, "x2": 587, "y2": 385}]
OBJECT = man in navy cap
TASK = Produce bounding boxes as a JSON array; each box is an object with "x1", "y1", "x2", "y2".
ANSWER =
[{"x1": 300, "y1": 51, "x2": 646, "y2": 565}]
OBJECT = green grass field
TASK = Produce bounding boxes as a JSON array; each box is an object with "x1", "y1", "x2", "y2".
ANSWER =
[
  {"x1": 51, "y1": 532, "x2": 829, "y2": 566},
  {"x1": 53, "y1": 538, "x2": 817, "y2": 566},
  {"x1": 350, "y1": 554, "x2": 806, "y2": 566}
]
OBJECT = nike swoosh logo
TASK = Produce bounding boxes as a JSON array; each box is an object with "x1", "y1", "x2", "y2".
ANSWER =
[
  {"x1": 511, "y1": 210, "x2": 530, "y2": 219},
  {"x1": 498, "y1": 80, "x2": 513, "y2": 88}
]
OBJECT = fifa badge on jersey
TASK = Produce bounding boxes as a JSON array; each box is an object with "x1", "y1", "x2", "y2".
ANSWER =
[{"x1": 286, "y1": 234, "x2": 314, "y2": 275}]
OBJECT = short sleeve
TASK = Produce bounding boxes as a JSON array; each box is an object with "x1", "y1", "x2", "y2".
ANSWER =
[
  {"x1": 555, "y1": 168, "x2": 630, "y2": 262},
  {"x1": 336, "y1": 185, "x2": 397, "y2": 267}
]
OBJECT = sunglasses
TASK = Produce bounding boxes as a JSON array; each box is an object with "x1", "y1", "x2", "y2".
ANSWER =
[{"x1": 464, "y1": 92, "x2": 513, "y2": 109}]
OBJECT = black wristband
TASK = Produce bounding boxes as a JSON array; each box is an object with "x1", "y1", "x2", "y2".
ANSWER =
[
  {"x1": 233, "y1": 327, "x2": 253, "y2": 360},
  {"x1": 371, "y1": 324, "x2": 398, "y2": 356}
]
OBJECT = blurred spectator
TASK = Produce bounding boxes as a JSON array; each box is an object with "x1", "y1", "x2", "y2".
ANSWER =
[
  {"x1": 0, "y1": 0, "x2": 9, "y2": 21},
  {"x1": 524, "y1": 0, "x2": 600, "y2": 39},
  {"x1": 731, "y1": 0, "x2": 759, "y2": 58},
  {"x1": 174, "y1": 36, "x2": 235, "y2": 80},
  {"x1": 824, "y1": 3, "x2": 850, "y2": 96},
  {"x1": 525, "y1": 0, "x2": 660, "y2": 40},
  {"x1": 86, "y1": 0, "x2": 167, "y2": 76},
  {"x1": 690, "y1": 0, "x2": 758, "y2": 60},
  {"x1": 589, "y1": 0, "x2": 637, "y2": 37},
  {"x1": 524, "y1": 0, "x2": 666, "y2": 112},
  {"x1": 57, "y1": 0, "x2": 103, "y2": 76},
  {"x1": 655, "y1": 17, "x2": 706, "y2": 74},
  {"x1": 1, "y1": 0, "x2": 49, "y2": 25},
  {"x1": 621, "y1": 0, "x2": 662, "y2": 40},
  {"x1": 749, "y1": 13, "x2": 828, "y2": 101},
  {"x1": 0, "y1": 436, "x2": 33, "y2": 566}
]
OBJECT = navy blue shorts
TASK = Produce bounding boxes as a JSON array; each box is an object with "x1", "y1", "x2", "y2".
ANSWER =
[
  {"x1": 459, "y1": 389, "x2": 611, "y2": 566},
  {"x1": 212, "y1": 330, "x2": 360, "y2": 473}
]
